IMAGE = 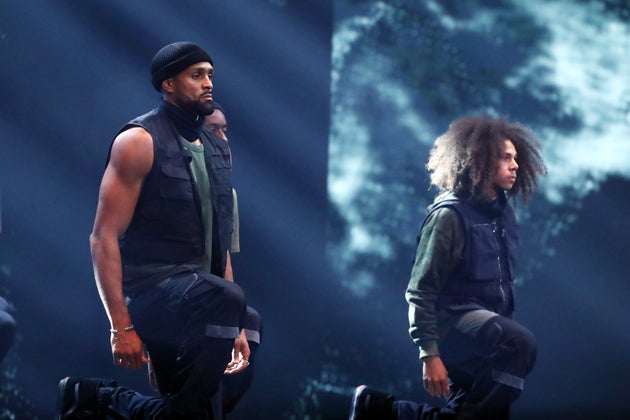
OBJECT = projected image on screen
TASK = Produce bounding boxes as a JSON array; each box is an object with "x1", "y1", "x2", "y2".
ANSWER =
[{"x1": 317, "y1": 0, "x2": 630, "y2": 417}]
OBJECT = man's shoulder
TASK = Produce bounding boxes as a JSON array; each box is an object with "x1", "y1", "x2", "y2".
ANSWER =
[
  {"x1": 115, "y1": 126, "x2": 152, "y2": 144},
  {"x1": 425, "y1": 205, "x2": 461, "y2": 230},
  {"x1": 421, "y1": 193, "x2": 467, "y2": 233},
  {"x1": 124, "y1": 107, "x2": 162, "y2": 129},
  {"x1": 427, "y1": 192, "x2": 462, "y2": 214},
  {"x1": 110, "y1": 127, "x2": 154, "y2": 173}
]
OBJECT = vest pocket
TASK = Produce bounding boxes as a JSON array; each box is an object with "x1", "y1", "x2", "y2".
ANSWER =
[
  {"x1": 209, "y1": 151, "x2": 232, "y2": 169},
  {"x1": 469, "y1": 223, "x2": 501, "y2": 281},
  {"x1": 160, "y1": 162, "x2": 193, "y2": 200}
]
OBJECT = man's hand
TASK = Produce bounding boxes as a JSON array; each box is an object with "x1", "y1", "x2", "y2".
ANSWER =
[
  {"x1": 111, "y1": 330, "x2": 148, "y2": 369},
  {"x1": 224, "y1": 330, "x2": 250, "y2": 375},
  {"x1": 422, "y1": 356, "x2": 450, "y2": 398}
]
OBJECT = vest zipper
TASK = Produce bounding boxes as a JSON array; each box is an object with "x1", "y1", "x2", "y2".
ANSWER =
[{"x1": 493, "y1": 221, "x2": 506, "y2": 303}]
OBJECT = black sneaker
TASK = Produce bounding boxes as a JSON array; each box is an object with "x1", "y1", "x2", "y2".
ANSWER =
[
  {"x1": 349, "y1": 385, "x2": 396, "y2": 420},
  {"x1": 56, "y1": 377, "x2": 117, "y2": 419}
]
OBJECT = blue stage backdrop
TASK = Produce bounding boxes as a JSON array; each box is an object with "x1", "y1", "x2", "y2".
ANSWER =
[{"x1": 0, "y1": 1, "x2": 629, "y2": 419}]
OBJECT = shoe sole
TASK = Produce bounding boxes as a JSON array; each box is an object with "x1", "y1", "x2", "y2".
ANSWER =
[
  {"x1": 55, "y1": 376, "x2": 117, "y2": 420},
  {"x1": 56, "y1": 376, "x2": 74, "y2": 420},
  {"x1": 349, "y1": 385, "x2": 368, "y2": 420}
]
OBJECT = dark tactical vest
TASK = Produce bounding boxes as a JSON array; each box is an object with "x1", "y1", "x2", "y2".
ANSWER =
[
  {"x1": 423, "y1": 196, "x2": 518, "y2": 315},
  {"x1": 111, "y1": 106, "x2": 233, "y2": 279}
]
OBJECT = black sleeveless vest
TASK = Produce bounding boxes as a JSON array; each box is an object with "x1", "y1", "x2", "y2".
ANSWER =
[
  {"x1": 112, "y1": 105, "x2": 234, "y2": 278},
  {"x1": 425, "y1": 195, "x2": 518, "y2": 315}
]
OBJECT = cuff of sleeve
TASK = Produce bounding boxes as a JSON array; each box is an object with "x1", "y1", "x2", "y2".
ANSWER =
[{"x1": 419, "y1": 340, "x2": 439, "y2": 359}]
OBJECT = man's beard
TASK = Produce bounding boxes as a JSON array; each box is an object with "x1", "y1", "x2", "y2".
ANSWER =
[
  {"x1": 178, "y1": 97, "x2": 214, "y2": 117},
  {"x1": 197, "y1": 99, "x2": 215, "y2": 116}
]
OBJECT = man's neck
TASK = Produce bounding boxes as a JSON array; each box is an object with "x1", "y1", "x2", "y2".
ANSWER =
[{"x1": 160, "y1": 100, "x2": 204, "y2": 142}]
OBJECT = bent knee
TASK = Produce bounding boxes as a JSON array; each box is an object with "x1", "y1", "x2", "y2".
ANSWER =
[
  {"x1": 480, "y1": 317, "x2": 536, "y2": 356},
  {"x1": 221, "y1": 280, "x2": 246, "y2": 308},
  {"x1": 244, "y1": 306, "x2": 262, "y2": 329},
  {"x1": 506, "y1": 320, "x2": 536, "y2": 358},
  {"x1": 0, "y1": 312, "x2": 16, "y2": 337},
  {"x1": 519, "y1": 326, "x2": 537, "y2": 355},
  {"x1": 243, "y1": 306, "x2": 262, "y2": 344},
  {"x1": 487, "y1": 317, "x2": 537, "y2": 371}
]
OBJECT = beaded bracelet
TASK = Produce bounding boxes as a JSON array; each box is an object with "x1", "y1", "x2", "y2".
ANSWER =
[{"x1": 110, "y1": 325, "x2": 135, "y2": 334}]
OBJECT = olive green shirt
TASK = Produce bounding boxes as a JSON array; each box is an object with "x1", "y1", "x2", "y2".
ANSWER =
[{"x1": 180, "y1": 138, "x2": 214, "y2": 274}]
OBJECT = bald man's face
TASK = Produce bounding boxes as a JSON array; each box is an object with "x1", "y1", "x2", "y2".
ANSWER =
[{"x1": 204, "y1": 109, "x2": 228, "y2": 141}]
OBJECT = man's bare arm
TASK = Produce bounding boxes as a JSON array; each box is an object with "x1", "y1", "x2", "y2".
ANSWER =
[{"x1": 89, "y1": 127, "x2": 153, "y2": 369}]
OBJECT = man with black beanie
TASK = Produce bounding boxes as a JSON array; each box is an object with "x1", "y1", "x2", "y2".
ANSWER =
[{"x1": 56, "y1": 41, "x2": 258, "y2": 419}]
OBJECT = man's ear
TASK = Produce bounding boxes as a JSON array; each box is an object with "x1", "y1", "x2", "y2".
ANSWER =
[{"x1": 162, "y1": 78, "x2": 175, "y2": 94}]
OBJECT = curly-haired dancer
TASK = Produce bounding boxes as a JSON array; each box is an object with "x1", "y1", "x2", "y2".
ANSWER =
[{"x1": 350, "y1": 116, "x2": 546, "y2": 419}]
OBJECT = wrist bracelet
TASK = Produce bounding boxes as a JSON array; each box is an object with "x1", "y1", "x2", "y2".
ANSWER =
[{"x1": 110, "y1": 325, "x2": 135, "y2": 334}]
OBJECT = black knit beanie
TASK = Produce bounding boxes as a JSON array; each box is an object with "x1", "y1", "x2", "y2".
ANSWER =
[{"x1": 150, "y1": 42, "x2": 213, "y2": 92}]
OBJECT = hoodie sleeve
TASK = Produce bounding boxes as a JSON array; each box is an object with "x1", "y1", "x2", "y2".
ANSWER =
[{"x1": 405, "y1": 206, "x2": 464, "y2": 359}]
